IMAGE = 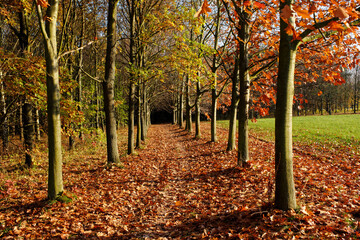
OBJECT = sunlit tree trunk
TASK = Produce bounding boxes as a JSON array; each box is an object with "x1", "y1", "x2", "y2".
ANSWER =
[
  {"x1": 136, "y1": 84, "x2": 142, "y2": 148},
  {"x1": 128, "y1": 0, "x2": 136, "y2": 154},
  {"x1": 141, "y1": 82, "x2": 147, "y2": 141},
  {"x1": 354, "y1": 67, "x2": 358, "y2": 114},
  {"x1": 103, "y1": 0, "x2": 121, "y2": 164},
  {"x1": 275, "y1": 0, "x2": 297, "y2": 210},
  {"x1": 178, "y1": 75, "x2": 185, "y2": 128},
  {"x1": 76, "y1": 8, "x2": 85, "y2": 140},
  {"x1": 35, "y1": 109, "x2": 41, "y2": 140},
  {"x1": 195, "y1": 80, "x2": 201, "y2": 138},
  {"x1": 36, "y1": 0, "x2": 64, "y2": 199},
  {"x1": 1, "y1": 77, "x2": 8, "y2": 151},
  {"x1": 185, "y1": 74, "x2": 192, "y2": 132},
  {"x1": 19, "y1": 99, "x2": 23, "y2": 140},
  {"x1": 227, "y1": 56, "x2": 239, "y2": 151},
  {"x1": 210, "y1": 0, "x2": 221, "y2": 143},
  {"x1": 237, "y1": 11, "x2": 250, "y2": 167}
]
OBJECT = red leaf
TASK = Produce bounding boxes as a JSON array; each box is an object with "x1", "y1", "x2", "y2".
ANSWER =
[{"x1": 36, "y1": 0, "x2": 49, "y2": 7}]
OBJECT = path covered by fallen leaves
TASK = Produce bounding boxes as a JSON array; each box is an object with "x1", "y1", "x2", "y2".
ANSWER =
[{"x1": 1, "y1": 123, "x2": 360, "y2": 239}]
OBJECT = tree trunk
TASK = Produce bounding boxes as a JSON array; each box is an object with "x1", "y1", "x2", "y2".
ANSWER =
[
  {"x1": 23, "y1": 102, "x2": 34, "y2": 168},
  {"x1": 35, "y1": 109, "x2": 41, "y2": 140},
  {"x1": 103, "y1": 0, "x2": 121, "y2": 164},
  {"x1": 136, "y1": 84, "x2": 142, "y2": 148},
  {"x1": 178, "y1": 75, "x2": 185, "y2": 128},
  {"x1": 128, "y1": 0, "x2": 136, "y2": 155},
  {"x1": 227, "y1": 58, "x2": 239, "y2": 151},
  {"x1": 19, "y1": 100, "x2": 24, "y2": 140},
  {"x1": 185, "y1": 74, "x2": 192, "y2": 132},
  {"x1": 128, "y1": 82, "x2": 135, "y2": 154},
  {"x1": 354, "y1": 67, "x2": 358, "y2": 114},
  {"x1": 195, "y1": 81, "x2": 201, "y2": 138},
  {"x1": 275, "y1": 0, "x2": 297, "y2": 210},
  {"x1": 237, "y1": 13, "x2": 250, "y2": 167},
  {"x1": 76, "y1": 8, "x2": 85, "y2": 140},
  {"x1": 210, "y1": 0, "x2": 221, "y2": 143},
  {"x1": 227, "y1": 99, "x2": 238, "y2": 151},
  {"x1": 37, "y1": 0, "x2": 64, "y2": 199},
  {"x1": 141, "y1": 82, "x2": 147, "y2": 141},
  {"x1": 1, "y1": 78, "x2": 8, "y2": 151}
]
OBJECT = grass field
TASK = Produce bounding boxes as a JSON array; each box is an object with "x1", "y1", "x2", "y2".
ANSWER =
[{"x1": 218, "y1": 114, "x2": 360, "y2": 147}]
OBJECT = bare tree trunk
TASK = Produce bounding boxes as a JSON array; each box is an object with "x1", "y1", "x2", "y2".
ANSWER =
[
  {"x1": 103, "y1": 0, "x2": 121, "y2": 164},
  {"x1": 275, "y1": 0, "x2": 297, "y2": 210},
  {"x1": 185, "y1": 74, "x2": 192, "y2": 133},
  {"x1": 195, "y1": 80, "x2": 201, "y2": 138},
  {"x1": 141, "y1": 82, "x2": 147, "y2": 141},
  {"x1": 128, "y1": 82, "x2": 135, "y2": 154},
  {"x1": 128, "y1": 0, "x2": 136, "y2": 155},
  {"x1": 35, "y1": 108, "x2": 41, "y2": 140},
  {"x1": 237, "y1": 12, "x2": 250, "y2": 167},
  {"x1": 210, "y1": 0, "x2": 221, "y2": 143},
  {"x1": 36, "y1": 0, "x2": 64, "y2": 199},
  {"x1": 178, "y1": 75, "x2": 185, "y2": 128},
  {"x1": 19, "y1": 99, "x2": 23, "y2": 140},
  {"x1": 136, "y1": 84, "x2": 142, "y2": 148},
  {"x1": 23, "y1": 102, "x2": 34, "y2": 168},
  {"x1": 1, "y1": 78, "x2": 8, "y2": 151},
  {"x1": 76, "y1": 8, "x2": 84, "y2": 140},
  {"x1": 227, "y1": 57, "x2": 239, "y2": 151}
]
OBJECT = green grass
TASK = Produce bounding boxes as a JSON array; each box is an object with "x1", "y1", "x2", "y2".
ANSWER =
[{"x1": 218, "y1": 114, "x2": 360, "y2": 146}]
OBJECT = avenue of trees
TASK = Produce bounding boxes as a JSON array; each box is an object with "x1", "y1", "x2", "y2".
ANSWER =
[{"x1": 1, "y1": 0, "x2": 359, "y2": 210}]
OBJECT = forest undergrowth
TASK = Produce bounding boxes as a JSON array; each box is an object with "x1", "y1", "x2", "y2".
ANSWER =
[{"x1": 1, "y1": 123, "x2": 360, "y2": 239}]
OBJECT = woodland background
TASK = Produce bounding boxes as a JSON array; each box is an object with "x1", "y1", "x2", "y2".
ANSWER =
[{"x1": 1, "y1": 0, "x2": 360, "y2": 238}]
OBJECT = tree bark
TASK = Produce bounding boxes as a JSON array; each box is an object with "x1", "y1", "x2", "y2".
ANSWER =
[
  {"x1": 136, "y1": 84, "x2": 142, "y2": 148},
  {"x1": 237, "y1": 11, "x2": 250, "y2": 167},
  {"x1": 23, "y1": 102, "x2": 34, "y2": 168},
  {"x1": 227, "y1": 56, "x2": 239, "y2": 151},
  {"x1": 195, "y1": 80, "x2": 201, "y2": 138},
  {"x1": 185, "y1": 74, "x2": 192, "y2": 132},
  {"x1": 275, "y1": 0, "x2": 297, "y2": 210},
  {"x1": 103, "y1": 0, "x2": 121, "y2": 164},
  {"x1": 141, "y1": 82, "x2": 147, "y2": 141},
  {"x1": 178, "y1": 75, "x2": 185, "y2": 128},
  {"x1": 37, "y1": 0, "x2": 64, "y2": 199},
  {"x1": 35, "y1": 109, "x2": 41, "y2": 140},
  {"x1": 128, "y1": 0, "x2": 136, "y2": 155},
  {"x1": 76, "y1": 8, "x2": 85, "y2": 140},
  {"x1": 128, "y1": 82, "x2": 135, "y2": 154},
  {"x1": 210, "y1": 0, "x2": 221, "y2": 143},
  {"x1": 1, "y1": 77, "x2": 8, "y2": 151}
]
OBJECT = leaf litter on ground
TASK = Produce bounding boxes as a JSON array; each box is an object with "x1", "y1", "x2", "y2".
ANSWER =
[{"x1": 0, "y1": 123, "x2": 359, "y2": 239}]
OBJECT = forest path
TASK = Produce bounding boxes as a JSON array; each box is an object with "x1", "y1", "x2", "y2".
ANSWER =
[
  {"x1": 116, "y1": 123, "x2": 275, "y2": 238},
  {"x1": 1, "y1": 124, "x2": 359, "y2": 239}
]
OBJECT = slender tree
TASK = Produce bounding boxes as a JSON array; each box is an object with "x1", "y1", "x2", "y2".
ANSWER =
[
  {"x1": 36, "y1": 0, "x2": 64, "y2": 199},
  {"x1": 103, "y1": 0, "x2": 121, "y2": 164}
]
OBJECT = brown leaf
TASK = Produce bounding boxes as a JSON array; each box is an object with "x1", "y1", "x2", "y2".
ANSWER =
[
  {"x1": 280, "y1": 5, "x2": 294, "y2": 21},
  {"x1": 334, "y1": 6, "x2": 349, "y2": 19},
  {"x1": 194, "y1": 0, "x2": 212, "y2": 18}
]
